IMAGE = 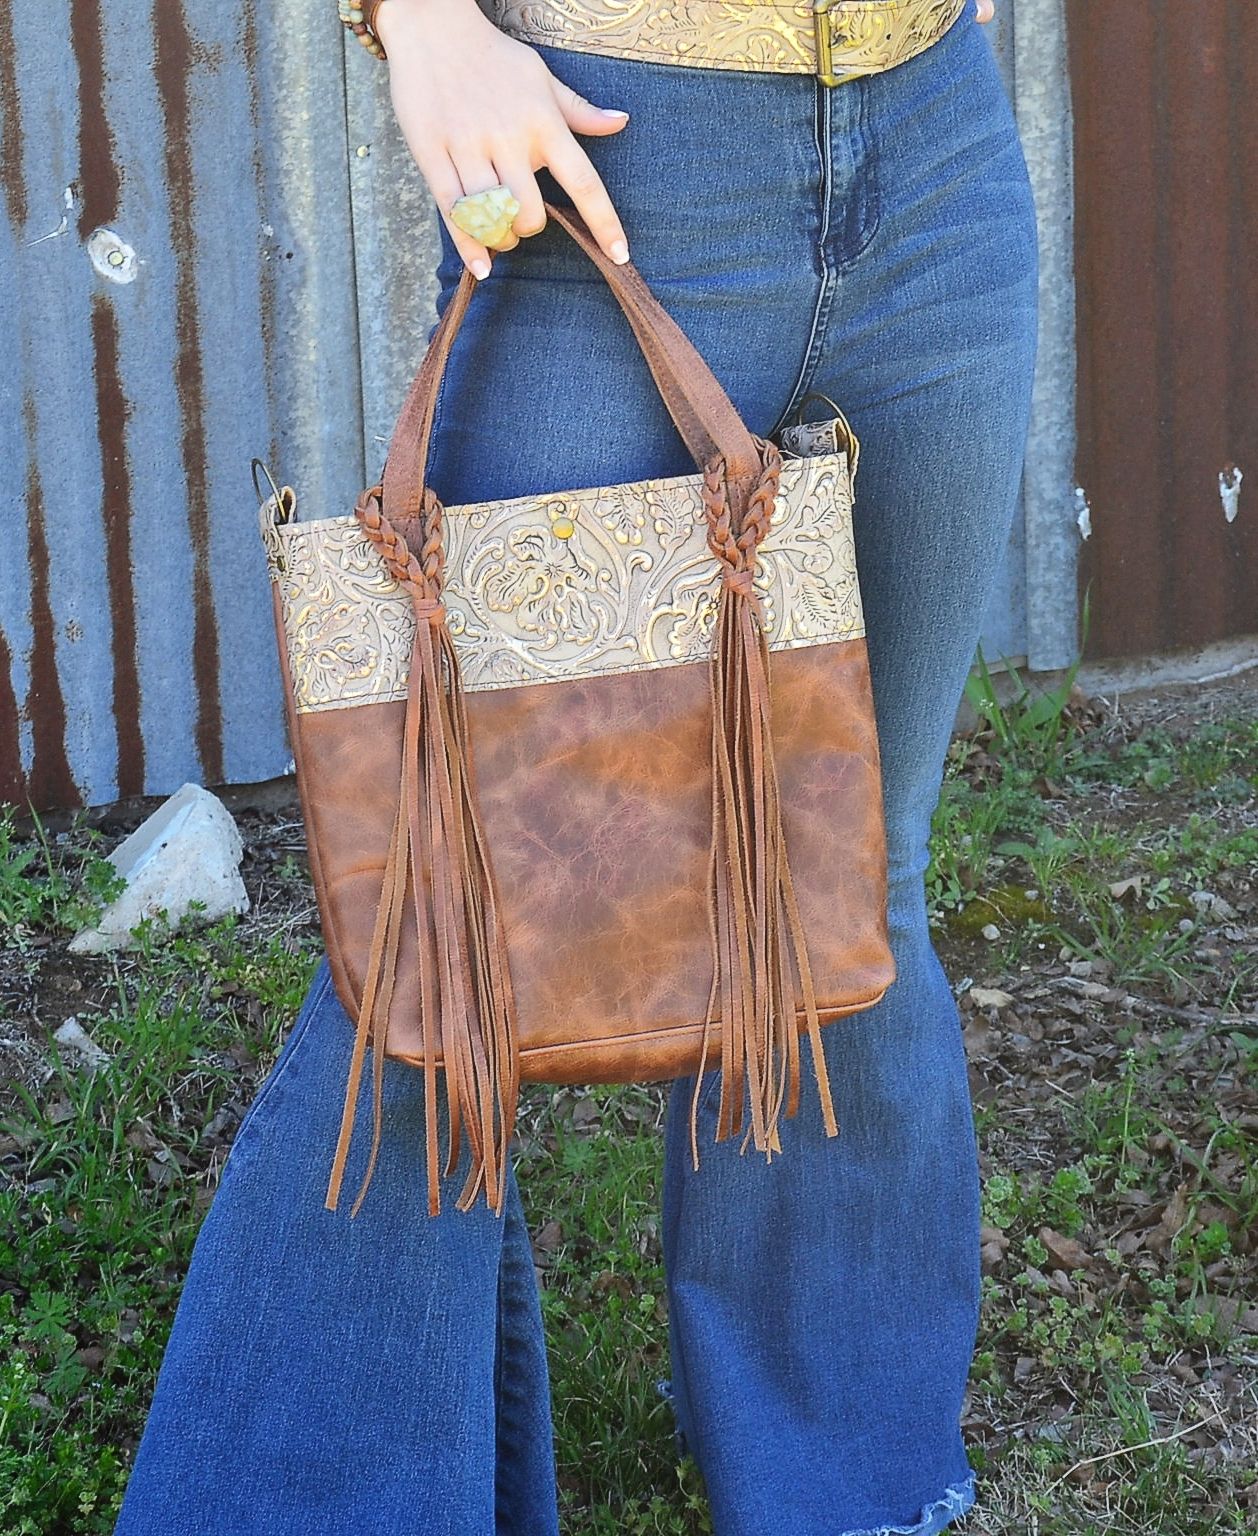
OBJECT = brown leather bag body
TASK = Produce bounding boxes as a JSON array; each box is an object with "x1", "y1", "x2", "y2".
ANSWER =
[{"x1": 255, "y1": 204, "x2": 895, "y2": 1219}]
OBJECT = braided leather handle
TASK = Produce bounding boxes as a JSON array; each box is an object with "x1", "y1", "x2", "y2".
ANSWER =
[{"x1": 379, "y1": 203, "x2": 766, "y2": 525}]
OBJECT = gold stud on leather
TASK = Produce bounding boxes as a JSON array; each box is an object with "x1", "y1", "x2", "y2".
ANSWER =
[{"x1": 547, "y1": 500, "x2": 577, "y2": 539}]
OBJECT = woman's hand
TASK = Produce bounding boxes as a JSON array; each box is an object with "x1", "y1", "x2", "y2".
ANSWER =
[
  {"x1": 975, "y1": 0, "x2": 995, "y2": 21},
  {"x1": 373, "y1": 0, "x2": 632, "y2": 279}
]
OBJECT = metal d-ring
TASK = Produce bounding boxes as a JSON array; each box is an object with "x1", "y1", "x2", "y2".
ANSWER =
[
  {"x1": 791, "y1": 391, "x2": 860, "y2": 475},
  {"x1": 250, "y1": 457, "x2": 293, "y2": 524},
  {"x1": 793, "y1": 390, "x2": 844, "y2": 426}
]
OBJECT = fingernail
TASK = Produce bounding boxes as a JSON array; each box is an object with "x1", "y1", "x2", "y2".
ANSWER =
[
  {"x1": 471, "y1": 258, "x2": 491, "y2": 279},
  {"x1": 599, "y1": 107, "x2": 629, "y2": 118},
  {"x1": 610, "y1": 239, "x2": 629, "y2": 264}
]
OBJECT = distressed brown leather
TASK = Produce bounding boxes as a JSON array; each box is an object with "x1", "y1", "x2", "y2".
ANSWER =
[
  {"x1": 265, "y1": 203, "x2": 895, "y2": 1214},
  {"x1": 287, "y1": 635, "x2": 894, "y2": 1083}
]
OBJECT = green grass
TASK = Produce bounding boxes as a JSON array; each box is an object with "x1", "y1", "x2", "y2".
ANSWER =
[
  {"x1": 2, "y1": 655, "x2": 1256, "y2": 1534},
  {"x1": 0, "y1": 892, "x2": 318, "y2": 1534},
  {"x1": 517, "y1": 1085, "x2": 713, "y2": 1534}
]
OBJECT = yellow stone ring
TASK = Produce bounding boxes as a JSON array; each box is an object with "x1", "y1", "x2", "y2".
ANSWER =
[{"x1": 448, "y1": 184, "x2": 522, "y2": 250}]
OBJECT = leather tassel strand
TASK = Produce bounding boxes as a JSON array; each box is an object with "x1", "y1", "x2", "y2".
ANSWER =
[
  {"x1": 689, "y1": 440, "x2": 841, "y2": 1167},
  {"x1": 324, "y1": 486, "x2": 520, "y2": 1219},
  {"x1": 323, "y1": 441, "x2": 833, "y2": 1211}
]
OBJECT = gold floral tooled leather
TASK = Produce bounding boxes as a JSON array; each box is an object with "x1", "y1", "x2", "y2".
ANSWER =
[
  {"x1": 476, "y1": 0, "x2": 967, "y2": 77},
  {"x1": 261, "y1": 435, "x2": 863, "y2": 713}
]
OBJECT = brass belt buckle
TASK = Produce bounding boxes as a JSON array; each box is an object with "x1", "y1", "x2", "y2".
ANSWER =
[{"x1": 811, "y1": 0, "x2": 863, "y2": 87}]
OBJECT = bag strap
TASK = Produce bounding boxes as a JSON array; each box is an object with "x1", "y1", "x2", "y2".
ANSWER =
[{"x1": 378, "y1": 202, "x2": 764, "y2": 524}]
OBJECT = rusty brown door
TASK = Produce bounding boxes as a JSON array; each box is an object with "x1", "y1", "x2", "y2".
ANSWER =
[{"x1": 1066, "y1": 0, "x2": 1257, "y2": 660}]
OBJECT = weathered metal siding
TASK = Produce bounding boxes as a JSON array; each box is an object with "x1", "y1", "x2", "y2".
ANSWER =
[
  {"x1": 0, "y1": 0, "x2": 364, "y2": 813},
  {"x1": 1, "y1": 5, "x2": 1074, "y2": 815},
  {"x1": 1067, "y1": 0, "x2": 1258, "y2": 659},
  {"x1": 973, "y1": 3, "x2": 1030, "y2": 670},
  {"x1": 344, "y1": 53, "x2": 444, "y2": 480},
  {"x1": 1012, "y1": 0, "x2": 1080, "y2": 674}
]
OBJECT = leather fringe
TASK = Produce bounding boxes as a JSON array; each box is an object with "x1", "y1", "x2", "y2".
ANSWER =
[
  {"x1": 323, "y1": 445, "x2": 833, "y2": 1214},
  {"x1": 324, "y1": 486, "x2": 520, "y2": 1219},
  {"x1": 689, "y1": 440, "x2": 840, "y2": 1168}
]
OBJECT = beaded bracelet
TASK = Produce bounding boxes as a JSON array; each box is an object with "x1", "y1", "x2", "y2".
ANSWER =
[{"x1": 338, "y1": 0, "x2": 389, "y2": 60}]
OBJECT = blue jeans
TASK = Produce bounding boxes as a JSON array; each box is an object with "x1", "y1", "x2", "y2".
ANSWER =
[{"x1": 115, "y1": 7, "x2": 1038, "y2": 1533}]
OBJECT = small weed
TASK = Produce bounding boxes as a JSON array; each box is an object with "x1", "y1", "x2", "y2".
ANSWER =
[
  {"x1": 0, "y1": 807, "x2": 127, "y2": 938},
  {"x1": 962, "y1": 590, "x2": 1091, "y2": 776}
]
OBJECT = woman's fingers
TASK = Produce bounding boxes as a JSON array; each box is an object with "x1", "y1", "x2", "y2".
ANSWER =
[
  {"x1": 549, "y1": 77, "x2": 631, "y2": 140},
  {"x1": 420, "y1": 149, "x2": 494, "y2": 279},
  {"x1": 450, "y1": 148, "x2": 530, "y2": 265},
  {"x1": 538, "y1": 127, "x2": 630, "y2": 263},
  {"x1": 402, "y1": 67, "x2": 629, "y2": 270},
  {"x1": 492, "y1": 152, "x2": 547, "y2": 241},
  {"x1": 449, "y1": 149, "x2": 501, "y2": 212},
  {"x1": 376, "y1": 0, "x2": 634, "y2": 274},
  {"x1": 975, "y1": 0, "x2": 995, "y2": 20},
  {"x1": 546, "y1": 77, "x2": 631, "y2": 261}
]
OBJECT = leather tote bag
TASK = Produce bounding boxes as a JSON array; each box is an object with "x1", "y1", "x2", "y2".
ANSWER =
[{"x1": 254, "y1": 203, "x2": 895, "y2": 1219}]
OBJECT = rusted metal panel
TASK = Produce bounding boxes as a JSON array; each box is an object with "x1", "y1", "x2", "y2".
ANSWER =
[
  {"x1": 0, "y1": 0, "x2": 363, "y2": 813},
  {"x1": 970, "y1": 1, "x2": 1029, "y2": 670},
  {"x1": 0, "y1": 2, "x2": 1078, "y2": 815},
  {"x1": 344, "y1": 56, "x2": 443, "y2": 478},
  {"x1": 1067, "y1": 0, "x2": 1257, "y2": 659}
]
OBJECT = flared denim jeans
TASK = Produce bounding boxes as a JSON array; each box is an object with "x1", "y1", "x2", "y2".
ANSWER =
[{"x1": 115, "y1": 6, "x2": 1039, "y2": 1532}]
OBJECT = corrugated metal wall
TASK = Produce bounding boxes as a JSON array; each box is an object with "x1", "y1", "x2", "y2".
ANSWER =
[
  {"x1": 0, "y1": 0, "x2": 366, "y2": 813},
  {"x1": 1012, "y1": 0, "x2": 1080, "y2": 674},
  {"x1": 973, "y1": 6, "x2": 1029, "y2": 670},
  {"x1": 1067, "y1": 0, "x2": 1258, "y2": 658},
  {"x1": 1, "y1": 4, "x2": 1052, "y2": 814}
]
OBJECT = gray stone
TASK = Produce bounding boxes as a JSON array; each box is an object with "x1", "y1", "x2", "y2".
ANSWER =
[
  {"x1": 69, "y1": 783, "x2": 249, "y2": 954},
  {"x1": 52, "y1": 1016, "x2": 111, "y2": 1072}
]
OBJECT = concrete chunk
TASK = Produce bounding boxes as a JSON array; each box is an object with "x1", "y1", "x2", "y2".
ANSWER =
[{"x1": 69, "y1": 783, "x2": 249, "y2": 954}]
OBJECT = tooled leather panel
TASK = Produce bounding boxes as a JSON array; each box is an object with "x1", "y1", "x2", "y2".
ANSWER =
[
  {"x1": 296, "y1": 636, "x2": 895, "y2": 1078},
  {"x1": 263, "y1": 451, "x2": 863, "y2": 710}
]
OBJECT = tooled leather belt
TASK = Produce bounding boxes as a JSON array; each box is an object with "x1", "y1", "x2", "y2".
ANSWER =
[{"x1": 476, "y1": 0, "x2": 969, "y2": 86}]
